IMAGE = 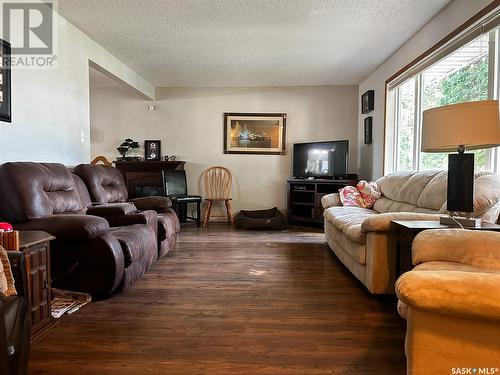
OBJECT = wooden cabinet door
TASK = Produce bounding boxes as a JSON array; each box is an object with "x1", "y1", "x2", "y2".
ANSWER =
[{"x1": 24, "y1": 242, "x2": 51, "y2": 334}]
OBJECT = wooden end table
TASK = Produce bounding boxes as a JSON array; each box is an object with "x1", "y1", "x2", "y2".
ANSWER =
[
  {"x1": 391, "y1": 220, "x2": 500, "y2": 277},
  {"x1": 19, "y1": 231, "x2": 56, "y2": 341}
]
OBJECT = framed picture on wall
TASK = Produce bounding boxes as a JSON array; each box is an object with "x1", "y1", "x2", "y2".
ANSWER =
[
  {"x1": 144, "y1": 140, "x2": 161, "y2": 160},
  {"x1": 223, "y1": 113, "x2": 286, "y2": 155},
  {"x1": 0, "y1": 39, "x2": 12, "y2": 123},
  {"x1": 361, "y1": 90, "x2": 374, "y2": 114},
  {"x1": 364, "y1": 117, "x2": 373, "y2": 144}
]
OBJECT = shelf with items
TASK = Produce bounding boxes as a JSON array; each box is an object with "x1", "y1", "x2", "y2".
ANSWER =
[{"x1": 287, "y1": 178, "x2": 357, "y2": 227}]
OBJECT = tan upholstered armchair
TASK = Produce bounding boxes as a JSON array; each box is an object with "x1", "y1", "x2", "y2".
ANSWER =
[{"x1": 396, "y1": 229, "x2": 500, "y2": 375}]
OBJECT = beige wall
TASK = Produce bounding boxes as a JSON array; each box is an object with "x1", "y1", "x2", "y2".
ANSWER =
[
  {"x1": 90, "y1": 86, "x2": 358, "y2": 212},
  {"x1": 357, "y1": 0, "x2": 491, "y2": 180},
  {"x1": 0, "y1": 8, "x2": 153, "y2": 165}
]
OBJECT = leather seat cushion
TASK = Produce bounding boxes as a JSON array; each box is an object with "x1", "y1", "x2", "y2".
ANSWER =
[
  {"x1": 110, "y1": 224, "x2": 157, "y2": 268},
  {"x1": 323, "y1": 206, "x2": 377, "y2": 244},
  {"x1": 172, "y1": 195, "x2": 202, "y2": 203}
]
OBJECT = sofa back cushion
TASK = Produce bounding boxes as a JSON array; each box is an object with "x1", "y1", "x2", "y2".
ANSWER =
[
  {"x1": 0, "y1": 162, "x2": 84, "y2": 223},
  {"x1": 74, "y1": 164, "x2": 128, "y2": 204},
  {"x1": 71, "y1": 173, "x2": 92, "y2": 208},
  {"x1": 374, "y1": 170, "x2": 500, "y2": 220}
]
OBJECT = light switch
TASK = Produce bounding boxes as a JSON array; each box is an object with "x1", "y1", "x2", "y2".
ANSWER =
[{"x1": 80, "y1": 131, "x2": 85, "y2": 143}]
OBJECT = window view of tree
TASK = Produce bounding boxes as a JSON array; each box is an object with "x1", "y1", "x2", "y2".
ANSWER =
[
  {"x1": 392, "y1": 34, "x2": 490, "y2": 172},
  {"x1": 396, "y1": 78, "x2": 416, "y2": 171},
  {"x1": 421, "y1": 56, "x2": 488, "y2": 170}
]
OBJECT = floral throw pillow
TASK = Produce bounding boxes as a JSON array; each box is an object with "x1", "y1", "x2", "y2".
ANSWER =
[
  {"x1": 339, "y1": 186, "x2": 365, "y2": 207},
  {"x1": 357, "y1": 180, "x2": 381, "y2": 209},
  {"x1": 339, "y1": 181, "x2": 381, "y2": 209}
]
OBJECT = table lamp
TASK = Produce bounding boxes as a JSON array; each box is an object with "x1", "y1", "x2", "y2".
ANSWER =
[{"x1": 421, "y1": 100, "x2": 500, "y2": 227}]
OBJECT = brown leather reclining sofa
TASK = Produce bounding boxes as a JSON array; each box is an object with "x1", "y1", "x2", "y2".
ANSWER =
[
  {"x1": 0, "y1": 162, "x2": 180, "y2": 299},
  {"x1": 73, "y1": 164, "x2": 180, "y2": 259}
]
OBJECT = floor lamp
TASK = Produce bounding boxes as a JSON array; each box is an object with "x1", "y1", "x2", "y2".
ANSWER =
[{"x1": 421, "y1": 100, "x2": 500, "y2": 227}]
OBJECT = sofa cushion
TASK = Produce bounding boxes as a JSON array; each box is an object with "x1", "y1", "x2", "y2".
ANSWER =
[
  {"x1": 323, "y1": 206, "x2": 377, "y2": 244},
  {"x1": 110, "y1": 224, "x2": 156, "y2": 268},
  {"x1": 71, "y1": 173, "x2": 93, "y2": 208},
  {"x1": 416, "y1": 171, "x2": 448, "y2": 211},
  {"x1": 474, "y1": 172, "x2": 500, "y2": 221},
  {"x1": 374, "y1": 170, "x2": 500, "y2": 218},
  {"x1": 74, "y1": 164, "x2": 128, "y2": 204},
  {"x1": 373, "y1": 198, "x2": 419, "y2": 213},
  {"x1": 0, "y1": 162, "x2": 84, "y2": 223},
  {"x1": 376, "y1": 171, "x2": 416, "y2": 202}
]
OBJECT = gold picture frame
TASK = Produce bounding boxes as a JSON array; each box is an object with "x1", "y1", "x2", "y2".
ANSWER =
[{"x1": 223, "y1": 113, "x2": 286, "y2": 155}]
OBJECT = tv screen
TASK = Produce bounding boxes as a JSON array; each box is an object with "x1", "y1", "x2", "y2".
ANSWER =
[{"x1": 293, "y1": 140, "x2": 348, "y2": 178}]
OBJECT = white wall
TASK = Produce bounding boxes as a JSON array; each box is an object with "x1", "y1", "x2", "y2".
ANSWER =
[
  {"x1": 357, "y1": 0, "x2": 491, "y2": 180},
  {"x1": 90, "y1": 86, "x2": 358, "y2": 212},
  {"x1": 0, "y1": 10, "x2": 154, "y2": 165}
]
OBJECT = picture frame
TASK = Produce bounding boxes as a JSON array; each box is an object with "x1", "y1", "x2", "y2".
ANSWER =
[
  {"x1": 144, "y1": 140, "x2": 161, "y2": 161},
  {"x1": 223, "y1": 113, "x2": 286, "y2": 155},
  {"x1": 364, "y1": 117, "x2": 373, "y2": 144},
  {"x1": 361, "y1": 90, "x2": 374, "y2": 114},
  {"x1": 0, "y1": 39, "x2": 12, "y2": 123}
]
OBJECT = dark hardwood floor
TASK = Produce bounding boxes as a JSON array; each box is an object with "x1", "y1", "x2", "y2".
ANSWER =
[{"x1": 29, "y1": 225, "x2": 406, "y2": 374}]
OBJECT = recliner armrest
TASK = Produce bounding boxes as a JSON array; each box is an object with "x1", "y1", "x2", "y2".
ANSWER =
[
  {"x1": 104, "y1": 210, "x2": 158, "y2": 228},
  {"x1": 16, "y1": 214, "x2": 109, "y2": 240},
  {"x1": 129, "y1": 196, "x2": 172, "y2": 212},
  {"x1": 86, "y1": 202, "x2": 137, "y2": 217}
]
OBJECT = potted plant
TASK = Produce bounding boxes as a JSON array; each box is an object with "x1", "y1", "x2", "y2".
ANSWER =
[{"x1": 117, "y1": 138, "x2": 140, "y2": 160}]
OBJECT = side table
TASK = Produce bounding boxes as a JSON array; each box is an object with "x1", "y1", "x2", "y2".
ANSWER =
[
  {"x1": 391, "y1": 220, "x2": 500, "y2": 277},
  {"x1": 19, "y1": 231, "x2": 56, "y2": 341}
]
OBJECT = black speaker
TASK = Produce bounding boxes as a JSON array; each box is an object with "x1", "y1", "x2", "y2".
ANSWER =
[{"x1": 447, "y1": 153, "x2": 474, "y2": 213}]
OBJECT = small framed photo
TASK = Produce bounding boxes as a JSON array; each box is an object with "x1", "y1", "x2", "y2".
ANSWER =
[
  {"x1": 364, "y1": 117, "x2": 373, "y2": 144},
  {"x1": 0, "y1": 39, "x2": 11, "y2": 123},
  {"x1": 144, "y1": 140, "x2": 161, "y2": 161},
  {"x1": 361, "y1": 90, "x2": 374, "y2": 114}
]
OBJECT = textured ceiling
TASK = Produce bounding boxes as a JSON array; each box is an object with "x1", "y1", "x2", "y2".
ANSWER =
[{"x1": 60, "y1": 0, "x2": 451, "y2": 87}]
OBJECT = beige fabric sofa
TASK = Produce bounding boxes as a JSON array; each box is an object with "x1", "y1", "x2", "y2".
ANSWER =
[
  {"x1": 321, "y1": 170, "x2": 500, "y2": 294},
  {"x1": 396, "y1": 229, "x2": 500, "y2": 374}
]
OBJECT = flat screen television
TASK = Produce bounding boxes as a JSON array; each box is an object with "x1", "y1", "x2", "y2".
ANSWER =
[{"x1": 293, "y1": 140, "x2": 349, "y2": 178}]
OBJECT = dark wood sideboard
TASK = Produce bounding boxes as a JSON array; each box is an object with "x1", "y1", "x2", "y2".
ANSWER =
[{"x1": 114, "y1": 161, "x2": 185, "y2": 198}]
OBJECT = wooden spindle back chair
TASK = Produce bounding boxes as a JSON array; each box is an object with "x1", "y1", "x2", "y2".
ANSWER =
[
  {"x1": 202, "y1": 166, "x2": 233, "y2": 224},
  {"x1": 90, "y1": 156, "x2": 112, "y2": 166}
]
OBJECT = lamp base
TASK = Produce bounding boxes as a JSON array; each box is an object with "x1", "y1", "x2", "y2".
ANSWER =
[{"x1": 440, "y1": 215, "x2": 481, "y2": 228}]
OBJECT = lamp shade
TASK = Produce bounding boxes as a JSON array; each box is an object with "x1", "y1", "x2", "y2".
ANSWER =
[{"x1": 421, "y1": 100, "x2": 500, "y2": 152}]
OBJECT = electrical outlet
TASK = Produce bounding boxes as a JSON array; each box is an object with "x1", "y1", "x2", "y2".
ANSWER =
[{"x1": 80, "y1": 131, "x2": 85, "y2": 143}]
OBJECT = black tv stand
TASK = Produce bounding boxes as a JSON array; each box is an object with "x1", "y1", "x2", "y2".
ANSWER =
[
  {"x1": 293, "y1": 174, "x2": 358, "y2": 181},
  {"x1": 287, "y1": 176, "x2": 358, "y2": 227}
]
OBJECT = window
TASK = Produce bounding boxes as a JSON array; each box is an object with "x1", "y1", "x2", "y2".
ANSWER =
[{"x1": 385, "y1": 11, "x2": 500, "y2": 174}]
